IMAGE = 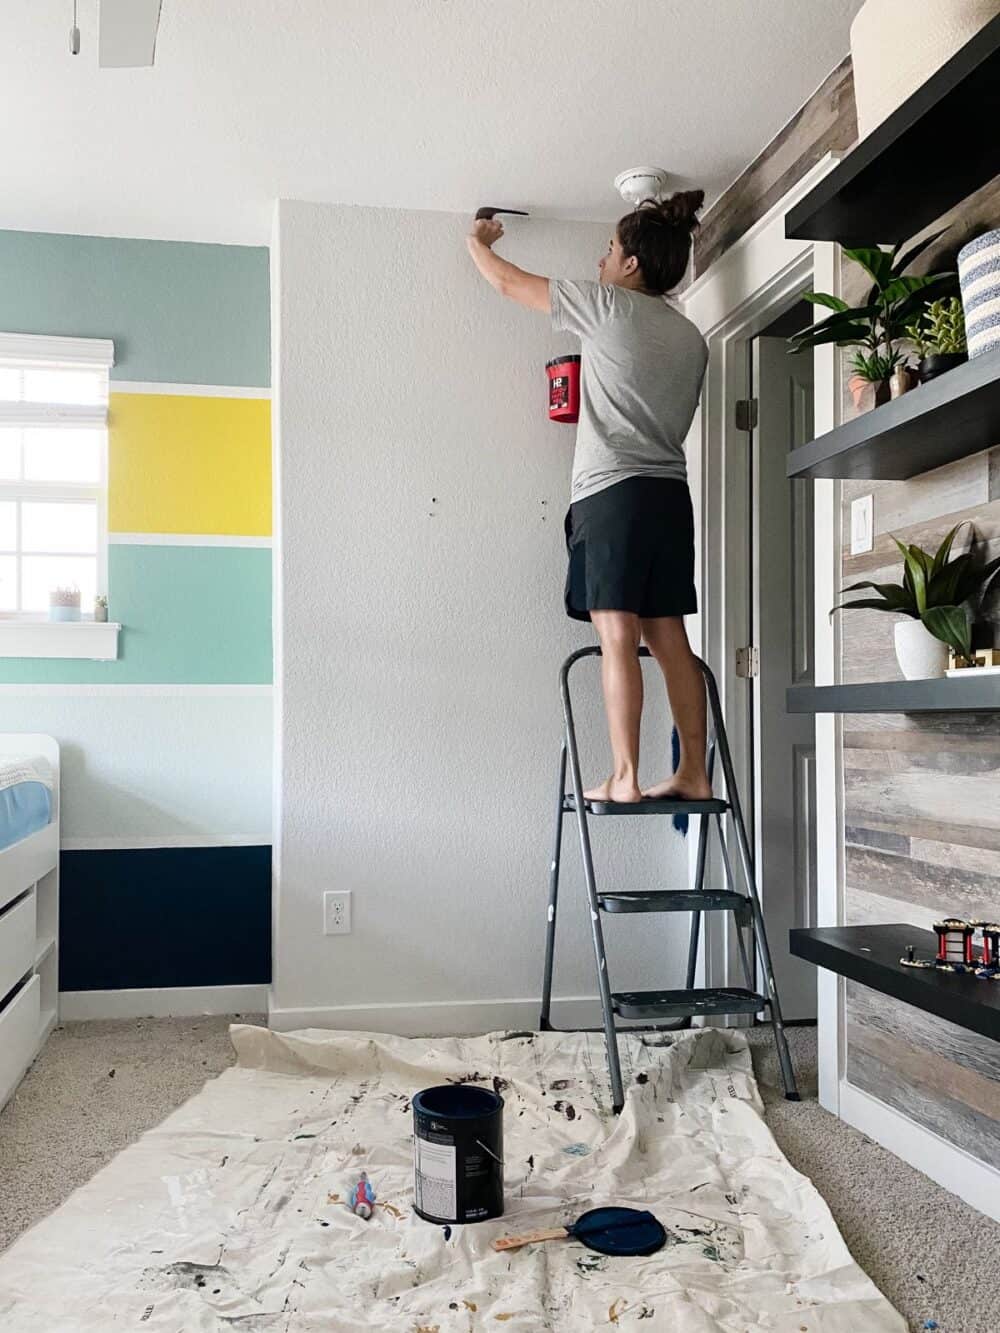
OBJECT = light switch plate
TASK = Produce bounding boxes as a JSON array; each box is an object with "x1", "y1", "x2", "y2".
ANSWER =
[{"x1": 851, "y1": 494, "x2": 874, "y2": 555}]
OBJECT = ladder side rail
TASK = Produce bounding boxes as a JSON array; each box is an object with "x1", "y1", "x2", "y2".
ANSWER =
[
  {"x1": 559, "y1": 650, "x2": 626, "y2": 1111},
  {"x1": 684, "y1": 742, "x2": 717, "y2": 991},
  {"x1": 539, "y1": 743, "x2": 568, "y2": 1030},
  {"x1": 699, "y1": 660, "x2": 799, "y2": 1099}
]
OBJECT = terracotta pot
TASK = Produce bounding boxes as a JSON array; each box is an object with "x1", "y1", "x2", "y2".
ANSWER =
[
  {"x1": 894, "y1": 619, "x2": 949, "y2": 680},
  {"x1": 848, "y1": 375, "x2": 892, "y2": 412}
]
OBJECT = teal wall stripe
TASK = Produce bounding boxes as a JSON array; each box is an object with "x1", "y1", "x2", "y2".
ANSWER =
[
  {"x1": 0, "y1": 230, "x2": 269, "y2": 387},
  {"x1": 0, "y1": 545, "x2": 272, "y2": 684}
]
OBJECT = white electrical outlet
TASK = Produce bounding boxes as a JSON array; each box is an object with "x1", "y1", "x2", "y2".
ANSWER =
[
  {"x1": 323, "y1": 890, "x2": 352, "y2": 935},
  {"x1": 851, "y1": 494, "x2": 874, "y2": 555}
]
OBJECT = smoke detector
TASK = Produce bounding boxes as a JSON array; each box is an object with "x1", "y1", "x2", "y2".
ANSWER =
[{"x1": 614, "y1": 168, "x2": 670, "y2": 208}]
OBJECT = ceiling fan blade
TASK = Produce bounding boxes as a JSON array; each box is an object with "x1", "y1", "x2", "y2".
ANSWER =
[{"x1": 99, "y1": 0, "x2": 163, "y2": 68}]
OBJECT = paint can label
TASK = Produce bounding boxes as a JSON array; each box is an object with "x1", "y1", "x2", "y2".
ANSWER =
[{"x1": 414, "y1": 1136, "x2": 456, "y2": 1220}]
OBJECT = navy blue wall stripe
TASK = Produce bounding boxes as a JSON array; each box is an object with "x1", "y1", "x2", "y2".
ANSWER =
[{"x1": 59, "y1": 846, "x2": 271, "y2": 991}]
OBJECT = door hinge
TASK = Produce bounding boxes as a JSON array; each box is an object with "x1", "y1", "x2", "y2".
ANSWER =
[
  {"x1": 735, "y1": 397, "x2": 758, "y2": 432},
  {"x1": 735, "y1": 646, "x2": 759, "y2": 678}
]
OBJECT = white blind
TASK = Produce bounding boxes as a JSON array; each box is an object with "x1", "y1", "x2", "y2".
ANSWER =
[{"x1": 0, "y1": 334, "x2": 114, "y2": 616}]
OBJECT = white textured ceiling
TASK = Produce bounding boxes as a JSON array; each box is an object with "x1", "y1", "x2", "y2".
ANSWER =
[{"x1": 2, "y1": 0, "x2": 864, "y2": 244}]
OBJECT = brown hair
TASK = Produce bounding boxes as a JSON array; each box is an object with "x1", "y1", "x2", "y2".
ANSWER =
[{"x1": 615, "y1": 189, "x2": 705, "y2": 295}]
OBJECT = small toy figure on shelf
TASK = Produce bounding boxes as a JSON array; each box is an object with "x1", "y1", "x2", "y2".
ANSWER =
[
  {"x1": 901, "y1": 919, "x2": 1000, "y2": 982},
  {"x1": 934, "y1": 918, "x2": 974, "y2": 967}
]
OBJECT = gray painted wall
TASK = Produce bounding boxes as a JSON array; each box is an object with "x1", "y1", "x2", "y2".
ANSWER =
[{"x1": 270, "y1": 200, "x2": 693, "y2": 1027}]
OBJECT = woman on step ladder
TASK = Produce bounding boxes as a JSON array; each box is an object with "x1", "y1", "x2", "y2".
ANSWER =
[{"x1": 467, "y1": 193, "x2": 711, "y2": 804}]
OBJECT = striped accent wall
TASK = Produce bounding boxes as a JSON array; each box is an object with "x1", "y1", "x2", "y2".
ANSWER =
[{"x1": 0, "y1": 229, "x2": 272, "y2": 995}]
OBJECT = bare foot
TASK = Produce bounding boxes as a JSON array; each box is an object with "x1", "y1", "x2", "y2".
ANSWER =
[
  {"x1": 642, "y1": 773, "x2": 714, "y2": 802},
  {"x1": 584, "y1": 777, "x2": 643, "y2": 804}
]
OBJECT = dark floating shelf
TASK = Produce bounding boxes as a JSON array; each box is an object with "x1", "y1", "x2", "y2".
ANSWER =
[
  {"x1": 786, "y1": 15, "x2": 1000, "y2": 244},
  {"x1": 790, "y1": 924, "x2": 1000, "y2": 1042},
  {"x1": 787, "y1": 676, "x2": 1000, "y2": 714},
  {"x1": 786, "y1": 349, "x2": 1000, "y2": 480}
]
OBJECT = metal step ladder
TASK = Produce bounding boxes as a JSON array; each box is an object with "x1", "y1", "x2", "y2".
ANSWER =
[{"x1": 539, "y1": 646, "x2": 799, "y2": 1112}]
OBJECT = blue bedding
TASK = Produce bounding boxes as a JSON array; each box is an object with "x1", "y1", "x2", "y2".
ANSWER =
[{"x1": 0, "y1": 766, "x2": 52, "y2": 851}]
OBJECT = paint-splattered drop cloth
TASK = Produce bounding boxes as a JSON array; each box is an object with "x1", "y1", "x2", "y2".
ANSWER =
[{"x1": 0, "y1": 1026, "x2": 905, "y2": 1331}]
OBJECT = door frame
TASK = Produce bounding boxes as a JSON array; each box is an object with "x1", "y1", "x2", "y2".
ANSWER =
[{"x1": 679, "y1": 155, "x2": 842, "y2": 1086}]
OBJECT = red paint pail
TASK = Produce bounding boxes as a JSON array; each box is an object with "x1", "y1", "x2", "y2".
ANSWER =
[{"x1": 546, "y1": 355, "x2": 581, "y2": 424}]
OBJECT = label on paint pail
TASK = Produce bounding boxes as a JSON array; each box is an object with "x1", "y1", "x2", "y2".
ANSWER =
[
  {"x1": 414, "y1": 1136, "x2": 457, "y2": 1220},
  {"x1": 550, "y1": 375, "x2": 570, "y2": 410}
]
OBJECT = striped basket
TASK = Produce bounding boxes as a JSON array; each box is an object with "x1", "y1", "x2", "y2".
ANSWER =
[{"x1": 959, "y1": 229, "x2": 1000, "y2": 359}]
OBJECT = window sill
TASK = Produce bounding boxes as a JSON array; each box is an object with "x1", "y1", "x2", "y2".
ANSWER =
[{"x1": 0, "y1": 620, "x2": 120, "y2": 660}]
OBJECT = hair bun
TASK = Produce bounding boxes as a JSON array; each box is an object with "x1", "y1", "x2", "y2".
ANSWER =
[{"x1": 641, "y1": 189, "x2": 705, "y2": 232}]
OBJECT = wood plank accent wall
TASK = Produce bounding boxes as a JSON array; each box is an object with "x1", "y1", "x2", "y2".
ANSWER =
[
  {"x1": 838, "y1": 177, "x2": 1000, "y2": 1166},
  {"x1": 692, "y1": 57, "x2": 856, "y2": 277},
  {"x1": 697, "y1": 53, "x2": 1000, "y2": 1166}
]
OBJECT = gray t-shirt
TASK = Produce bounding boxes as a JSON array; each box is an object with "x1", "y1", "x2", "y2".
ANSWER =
[{"x1": 550, "y1": 278, "x2": 708, "y2": 503}]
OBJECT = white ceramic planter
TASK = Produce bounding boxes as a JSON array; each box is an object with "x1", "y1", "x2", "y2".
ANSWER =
[
  {"x1": 894, "y1": 618, "x2": 949, "y2": 680},
  {"x1": 851, "y1": 0, "x2": 1000, "y2": 138}
]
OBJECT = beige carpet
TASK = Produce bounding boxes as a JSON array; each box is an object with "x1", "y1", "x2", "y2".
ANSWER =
[{"x1": 0, "y1": 1018, "x2": 997, "y2": 1332}]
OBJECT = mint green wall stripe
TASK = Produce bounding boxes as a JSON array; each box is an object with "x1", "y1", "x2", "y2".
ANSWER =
[
  {"x1": 0, "y1": 230, "x2": 269, "y2": 387},
  {"x1": 0, "y1": 546, "x2": 272, "y2": 685}
]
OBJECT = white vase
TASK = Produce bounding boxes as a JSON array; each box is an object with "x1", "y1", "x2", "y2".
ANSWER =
[
  {"x1": 851, "y1": 1, "x2": 1000, "y2": 138},
  {"x1": 894, "y1": 619, "x2": 949, "y2": 680}
]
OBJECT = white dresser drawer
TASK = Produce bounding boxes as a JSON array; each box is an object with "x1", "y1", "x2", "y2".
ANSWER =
[
  {"x1": 0, "y1": 890, "x2": 35, "y2": 1001},
  {"x1": 0, "y1": 973, "x2": 40, "y2": 1110}
]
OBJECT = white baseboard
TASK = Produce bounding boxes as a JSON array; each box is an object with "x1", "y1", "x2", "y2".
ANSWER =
[
  {"x1": 266, "y1": 993, "x2": 604, "y2": 1037},
  {"x1": 839, "y1": 1080, "x2": 1000, "y2": 1226},
  {"x1": 59, "y1": 984, "x2": 268, "y2": 1021}
]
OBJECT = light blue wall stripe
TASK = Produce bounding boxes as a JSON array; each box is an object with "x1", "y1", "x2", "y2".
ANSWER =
[
  {"x1": 0, "y1": 545, "x2": 272, "y2": 684},
  {"x1": 0, "y1": 230, "x2": 269, "y2": 387}
]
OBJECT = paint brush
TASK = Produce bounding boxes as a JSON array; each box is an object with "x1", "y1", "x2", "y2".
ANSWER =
[{"x1": 493, "y1": 1206, "x2": 666, "y2": 1256}]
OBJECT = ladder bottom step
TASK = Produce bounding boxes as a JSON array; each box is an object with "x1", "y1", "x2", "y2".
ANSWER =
[
  {"x1": 612, "y1": 988, "x2": 767, "y2": 1020},
  {"x1": 599, "y1": 890, "x2": 750, "y2": 919}
]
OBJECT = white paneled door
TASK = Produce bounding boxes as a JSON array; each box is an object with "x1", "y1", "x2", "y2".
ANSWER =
[{"x1": 750, "y1": 332, "x2": 817, "y2": 1021}]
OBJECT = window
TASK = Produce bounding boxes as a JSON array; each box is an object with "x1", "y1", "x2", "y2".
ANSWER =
[{"x1": 0, "y1": 334, "x2": 113, "y2": 619}]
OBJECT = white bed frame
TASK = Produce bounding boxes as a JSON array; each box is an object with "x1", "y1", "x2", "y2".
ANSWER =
[{"x1": 0, "y1": 734, "x2": 60, "y2": 1110}]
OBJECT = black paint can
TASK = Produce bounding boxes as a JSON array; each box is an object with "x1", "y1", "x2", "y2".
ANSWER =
[{"x1": 412, "y1": 1084, "x2": 504, "y2": 1224}]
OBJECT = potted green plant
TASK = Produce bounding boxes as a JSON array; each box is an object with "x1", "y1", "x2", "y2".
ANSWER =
[
  {"x1": 832, "y1": 522, "x2": 1000, "y2": 679},
  {"x1": 905, "y1": 297, "x2": 968, "y2": 382},
  {"x1": 94, "y1": 594, "x2": 109, "y2": 624},
  {"x1": 789, "y1": 237, "x2": 957, "y2": 412}
]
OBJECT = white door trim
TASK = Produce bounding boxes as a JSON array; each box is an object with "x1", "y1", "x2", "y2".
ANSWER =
[{"x1": 680, "y1": 153, "x2": 841, "y2": 1010}]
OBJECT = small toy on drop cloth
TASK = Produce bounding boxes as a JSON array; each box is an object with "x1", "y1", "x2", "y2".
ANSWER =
[{"x1": 350, "y1": 1171, "x2": 376, "y2": 1220}]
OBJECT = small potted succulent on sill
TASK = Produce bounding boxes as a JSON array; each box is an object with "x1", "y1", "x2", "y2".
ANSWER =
[
  {"x1": 789, "y1": 236, "x2": 958, "y2": 413},
  {"x1": 93, "y1": 595, "x2": 109, "y2": 623},
  {"x1": 49, "y1": 585, "x2": 81, "y2": 623},
  {"x1": 832, "y1": 522, "x2": 1000, "y2": 680},
  {"x1": 905, "y1": 297, "x2": 968, "y2": 383}
]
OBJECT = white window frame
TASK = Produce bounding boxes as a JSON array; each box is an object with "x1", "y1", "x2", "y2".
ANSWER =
[{"x1": 0, "y1": 332, "x2": 119, "y2": 660}]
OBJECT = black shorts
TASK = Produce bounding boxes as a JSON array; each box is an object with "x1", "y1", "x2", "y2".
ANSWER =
[{"x1": 564, "y1": 476, "x2": 697, "y2": 623}]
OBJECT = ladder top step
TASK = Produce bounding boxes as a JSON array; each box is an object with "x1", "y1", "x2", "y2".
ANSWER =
[
  {"x1": 612, "y1": 987, "x2": 767, "y2": 1020},
  {"x1": 564, "y1": 793, "x2": 728, "y2": 816},
  {"x1": 599, "y1": 890, "x2": 750, "y2": 917}
]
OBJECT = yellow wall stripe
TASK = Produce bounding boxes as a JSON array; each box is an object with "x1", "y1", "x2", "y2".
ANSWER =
[{"x1": 109, "y1": 392, "x2": 271, "y2": 537}]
